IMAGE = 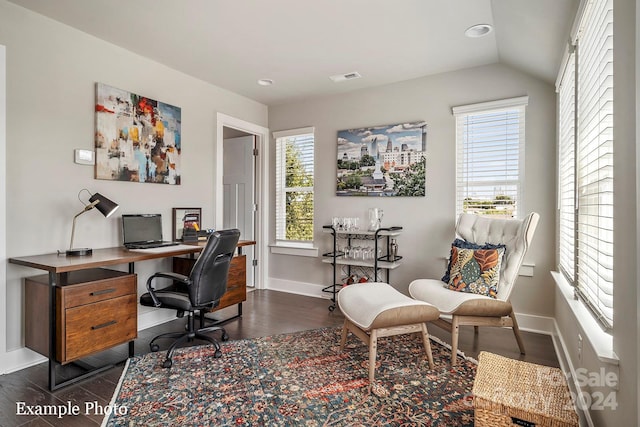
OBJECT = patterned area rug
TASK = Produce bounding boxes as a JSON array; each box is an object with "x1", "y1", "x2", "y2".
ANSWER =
[{"x1": 103, "y1": 327, "x2": 476, "y2": 426}]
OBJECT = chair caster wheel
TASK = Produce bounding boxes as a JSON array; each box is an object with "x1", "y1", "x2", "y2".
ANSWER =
[
  {"x1": 150, "y1": 343, "x2": 160, "y2": 352},
  {"x1": 162, "y1": 359, "x2": 172, "y2": 368},
  {"x1": 221, "y1": 332, "x2": 229, "y2": 341},
  {"x1": 214, "y1": 349, "x2": 222, "y2": 358},
  {"x1": 328, "y1": 305, "x2": 336, "y2": 312}
]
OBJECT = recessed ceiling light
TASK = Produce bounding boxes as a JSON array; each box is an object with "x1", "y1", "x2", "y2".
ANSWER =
[
  {"x1": 465, "y1": 24, "x2": 493, "y2": 38},
  {"x1": 257, "y1": 79, "x2": 274, "y2": 86}
]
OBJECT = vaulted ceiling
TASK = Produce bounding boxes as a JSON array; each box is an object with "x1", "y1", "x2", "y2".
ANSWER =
[{"x1": 9, "y1": 0, "x2": 578, "y2": 105}]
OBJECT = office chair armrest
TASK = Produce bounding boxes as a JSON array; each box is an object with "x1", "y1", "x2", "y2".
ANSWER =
[
  {"x1": 149, "y1": 272, "x2": 190, "y2": 284},
  {"x1": 145, "y1": 272, "x2": 192, "y2": 307}
]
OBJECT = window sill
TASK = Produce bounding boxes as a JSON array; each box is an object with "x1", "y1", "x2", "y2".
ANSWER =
[
  {"x1": 551, "y1": 271, "x2": 619, "y2": 365},
  {"x1": 269, "y1": 243, "x2": 319, "y2": 258}
]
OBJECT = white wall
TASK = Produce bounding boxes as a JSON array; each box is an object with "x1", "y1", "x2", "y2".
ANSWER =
[
  {"x1": 610, "y1": 1, "x2": 638, "y2": 424},
  {"x1": 268, "y1": 63, "x2": 557, "y2": 323},
  {"x1": 0, "y1": 0, "x2": 268, "y2": 365}
]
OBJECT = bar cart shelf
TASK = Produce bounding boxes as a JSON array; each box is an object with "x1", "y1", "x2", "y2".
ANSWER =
[{"x1": 321, "y1": 225, "x2": 403, "y2": 311}]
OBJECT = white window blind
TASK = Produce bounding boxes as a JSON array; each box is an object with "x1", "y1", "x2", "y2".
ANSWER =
[
  {"x1": 575, "y1": 0, "x2": 614, "y2": 328},
  {"x1": 274, "y1": 127, "x2": 315, "y2": 243},
  {"x1": 558, "y1": 53, "x2": 576, "y2": 283},
  {"x1": 453, "y1": 96, "x2": 528, "y2": 219}
]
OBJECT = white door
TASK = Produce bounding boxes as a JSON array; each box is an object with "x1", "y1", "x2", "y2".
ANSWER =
[{"x1": 223, "y1": 134, "x2": 256, "y2": 286}]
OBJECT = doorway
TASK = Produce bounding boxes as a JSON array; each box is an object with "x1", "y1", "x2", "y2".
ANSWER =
[
  {"x1": 216, "y1": 113, "x2": 269, "y2": 290},
  {"x1": 223, "y1": 129, "x2": 256, "y2": 287}
]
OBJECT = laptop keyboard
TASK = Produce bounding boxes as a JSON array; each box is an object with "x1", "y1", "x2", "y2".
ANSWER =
[{"x1": 126, "y1": 241, "x2": 179, "y2": 249}]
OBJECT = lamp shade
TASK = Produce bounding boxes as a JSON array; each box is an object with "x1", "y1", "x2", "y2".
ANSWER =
[{"x1": 89, "y1": 192, "x2": 119, "y2": 218}]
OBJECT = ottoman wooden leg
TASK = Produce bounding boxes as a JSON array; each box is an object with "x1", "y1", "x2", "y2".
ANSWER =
[
  {"x1": 368, "y1": 329, "x2": 378, "y2": 386},
  {"x1": 451, "y1": 315, "x2": 460, "y2": 367},
  {"x1": 340, "y1": 320, "x2": 348, "y2": 351},
  {"x1": 420, "y1": 323, "x2": 435, "y2": 368},
  {"x1": 510, "y1": 310, "x2": 526, "y2": 355}
]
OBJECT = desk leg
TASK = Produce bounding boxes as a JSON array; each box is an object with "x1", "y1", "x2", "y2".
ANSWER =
[
  {"x1": 48, "y1": 272, "x2": 57, "y2": 391},
  {"x1": 128, "y1": 262, "x2": 135, "y2": 358},
  {"x1": 203, "y1": 302, "x2": 243, "y2": 327}
]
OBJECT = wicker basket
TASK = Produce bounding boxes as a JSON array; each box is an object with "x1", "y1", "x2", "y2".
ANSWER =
[{"x1": 473, "y1": 352, "x2": 578, "y2": 427}]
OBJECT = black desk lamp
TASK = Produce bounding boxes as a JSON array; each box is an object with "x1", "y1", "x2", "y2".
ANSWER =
[{"x1": 66, "y1": 189, "x2": 119, "y2": 256}]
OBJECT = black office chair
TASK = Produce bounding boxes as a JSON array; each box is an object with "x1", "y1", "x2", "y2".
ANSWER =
[{"x1": 139, "y1": 228, "x2": 241, "y2": 368}]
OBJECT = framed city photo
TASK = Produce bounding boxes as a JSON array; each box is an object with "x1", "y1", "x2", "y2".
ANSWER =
[
  {"x1": 172, "y1": 207, "x2": 201, "y2": 241},
  {"x1": 337, "y1": 121, "x2": 427, "y2": 196}
]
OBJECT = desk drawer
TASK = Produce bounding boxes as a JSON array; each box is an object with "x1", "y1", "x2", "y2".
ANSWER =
[
  {"x1": 227, "y1": 255, "x2": 246, "y2": 289},
  {"x1": 217, "y1": 283, "x2": 246, "y2": 310},
  {"x1": 63, "y1": 274, "x2": 136, "y2": 308},
  {"x1": 216, "y1": 255, "x2": 247, "y2": 310},
  {"x1": 63, "y1": 294, "x2": 137, "y2": 362},
  {"x1": 25, "y1": 269, "x2": 138, "y2": 362}
]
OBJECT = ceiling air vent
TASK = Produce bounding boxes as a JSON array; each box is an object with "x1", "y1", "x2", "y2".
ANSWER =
[{"x1": 329, "y1": 71, "x2": 362, "y2": 83}]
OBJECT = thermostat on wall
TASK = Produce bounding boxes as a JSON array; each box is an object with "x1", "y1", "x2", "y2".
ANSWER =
[{"x1": 74, "y1": 149, "x2": 95, "y2": 165}]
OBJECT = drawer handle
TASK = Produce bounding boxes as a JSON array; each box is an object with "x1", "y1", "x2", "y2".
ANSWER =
[
  {"x1": 90, "y1": 288, "x2": 115, "y2": 296},
  {"x1": 91, "y1": 320, "x2": 117, "y2": 330}
]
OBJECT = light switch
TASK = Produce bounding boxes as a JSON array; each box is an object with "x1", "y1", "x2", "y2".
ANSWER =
[{"x1": 74, "y1": 149, "x2": 95, "y2": 165}]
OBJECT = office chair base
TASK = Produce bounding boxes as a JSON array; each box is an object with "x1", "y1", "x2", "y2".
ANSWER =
[{"x1": 149, "y1": 327, "x2": 226, "y2": 368}]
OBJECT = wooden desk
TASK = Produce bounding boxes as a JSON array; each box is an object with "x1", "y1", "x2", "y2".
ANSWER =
[{"x1": 9, "y1": 240, "x2": 255, "y2": 390}]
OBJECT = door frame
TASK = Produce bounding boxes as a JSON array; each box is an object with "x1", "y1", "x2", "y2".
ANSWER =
[{"x1": 216, "y1": 113, "x2": 269, "y2": 290}]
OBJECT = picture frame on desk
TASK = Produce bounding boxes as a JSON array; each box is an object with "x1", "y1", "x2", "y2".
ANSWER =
[{"x1": 172, "y1": 207, "x2": 202, "y2": 241}]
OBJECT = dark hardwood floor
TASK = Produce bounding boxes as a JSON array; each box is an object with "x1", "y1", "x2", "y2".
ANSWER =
[{"x1": 0, "y1": 290, "x2": 558, "y2": 426}]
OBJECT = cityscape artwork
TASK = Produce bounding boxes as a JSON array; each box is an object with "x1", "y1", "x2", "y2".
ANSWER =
[
  {"x1": 95, "y1": 83, "x2": 182, "y2": 185},
  {"x1": 337, "y1": 121, "x2": 427, "y2": 196}
]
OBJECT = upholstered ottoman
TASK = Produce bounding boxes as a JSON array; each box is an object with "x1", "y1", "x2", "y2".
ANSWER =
[{"x1": 337, "y1": 282, "x2": 440, "y2": 387}]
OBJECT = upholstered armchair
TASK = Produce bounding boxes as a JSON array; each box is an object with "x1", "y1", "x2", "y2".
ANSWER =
[{"x1": 409, "y1": 212, "x2": 539, "y2": 366}]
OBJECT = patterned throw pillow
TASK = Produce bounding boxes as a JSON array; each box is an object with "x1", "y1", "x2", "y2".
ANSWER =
[
  {"x1": 441, "y1": 239, "x2": 505, "y2": 283},
  {"x1": 444, "y1": 246, "x2": 505, "y2": 298}
]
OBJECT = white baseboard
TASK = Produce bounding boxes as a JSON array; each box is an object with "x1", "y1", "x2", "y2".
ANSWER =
[
  {"x1": 4, "y1": 347, "x2": 47, "y2": 374},
  {"x1": 266, "y1": 277, "x2": 331, "y2": 300},
  {"x1": 515, "y1": 312, "x2": 556, "y2": 335},
  {"x1": 551, "y1": 319, "x2": 594, "y2": 427},
  {"x1": 137, "y1": 308, "x2": 177, "y2": 331}
]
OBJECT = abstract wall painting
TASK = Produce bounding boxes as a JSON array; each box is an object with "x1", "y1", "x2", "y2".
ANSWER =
[
  {"x1": 337, "y1": 121, "x2": 427, "y2": 196},
  {"x1": 95, "y1": 83, "x2": 182, "y2": 185}
]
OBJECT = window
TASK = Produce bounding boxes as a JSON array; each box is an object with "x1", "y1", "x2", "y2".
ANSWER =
[
  {"x1": 557, "y1": 0, "x2": 614, "y2": 329},
  {"x1": 273, "y1": 127, "x2": 315, "y2": 245},
  {"x1": 453, "y1": 96, "x2": 528, "y2": 219},
  {"x1": 558, "y1": 54, "x2": 576, "y2": 283}
]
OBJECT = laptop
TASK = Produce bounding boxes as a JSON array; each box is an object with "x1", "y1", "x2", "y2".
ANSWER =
[{"x1": 122, "y1": 214, "x2": 179, "y2": 249}]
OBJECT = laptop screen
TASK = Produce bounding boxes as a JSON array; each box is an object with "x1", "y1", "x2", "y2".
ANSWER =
[{"x1": 122, "y1": 214, "x2": 163, "y2": 244}]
